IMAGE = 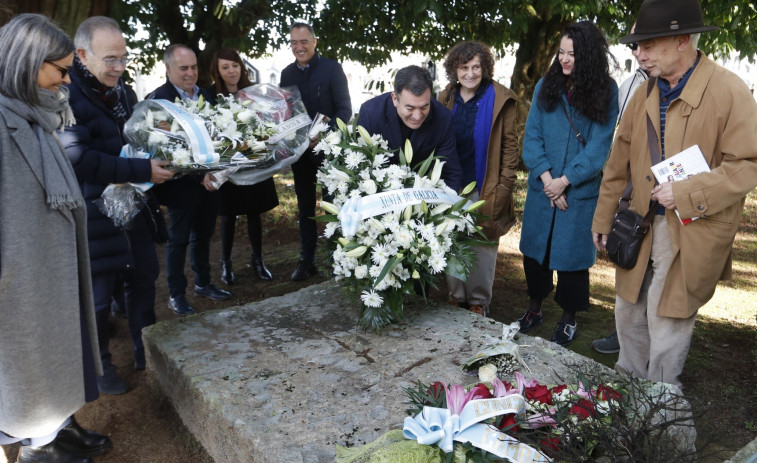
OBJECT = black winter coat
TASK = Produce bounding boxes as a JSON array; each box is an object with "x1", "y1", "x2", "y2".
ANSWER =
[{"x1": 61, "y1": 65, "x2": 152, "y2": 275}]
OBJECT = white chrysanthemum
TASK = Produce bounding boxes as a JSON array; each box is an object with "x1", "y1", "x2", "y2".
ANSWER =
[
  {"x1": 416, "y1": 222, "x2": 436, "y2": 241},
  {"x1": 478, "y1": 364, "x2": 498, "y2": 383},
  {"x1": 373, "y1": 154, "x2": 389, "y2": 168},
  {"x1": 369, "y1": 265, "x2": 382, "y2": 279},
  {"x1": 359, "y1": 168, "x2": 372, "y2": 180},
  {"x1": 354, "y1": 265, "x2": 368, "y2": 279},
  {"x1": 344, "y1": 150, "x2": 365, "y2": 170},
  {"x1": 429, "y1": 253, "x2": 446, "y2": 273},
  {"x1": 372, "y1": 168, "x2": 387, "y2": 183},
  {"x1": 360, "y1": 290, "x2": 383, "y2": 308},
  {"x1": 323, "y1": 222, "x2": 339, "y2": 238},
  {"x1": 236, "y1": 109, "x2": 257, "y2": 124},
  {"x1": 172, "y1": 148, "x2": 191, "y2": 166},
  {"x1": 315, "y1": 139, "x2": 332, "y2": 155},
  {"x1": 371, "y1": 243, "x2": 391, "y2": 266},
  {"x1": 148, "y1": 131, "x2": 169, "y2": 146}
]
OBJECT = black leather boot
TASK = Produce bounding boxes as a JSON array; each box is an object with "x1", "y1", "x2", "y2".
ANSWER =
[
  {"x1": 54, "y1": 416, "x2": 112, "y2": 457},
  {"x1": 16, "y1": 442, "x2": 93, "y2": 463},
  {"x1": 251, "y1": 254, "x2": 273, "y2": 280},
  {"x1": 220, "y1": 258, "x2": 234, "y2": 285}
]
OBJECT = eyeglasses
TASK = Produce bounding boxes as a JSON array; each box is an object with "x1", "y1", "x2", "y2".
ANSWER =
[
  {"x1": 45, "y1": 61, "x2": 70, "y2": 78},
  {"x1": 100, "y1": 57, "x2": 132, "y2": 68},
  {"x1": 627, "y1": 42, "x2": 639, "y2": 52},
  {"x1": 88, "y1": 52, "x2": 132, "y2": 68}
]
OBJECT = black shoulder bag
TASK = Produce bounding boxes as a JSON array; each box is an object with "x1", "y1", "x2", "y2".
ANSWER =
[{"x1": 605, "y1": 78, "x2": 660, "y2": 269}]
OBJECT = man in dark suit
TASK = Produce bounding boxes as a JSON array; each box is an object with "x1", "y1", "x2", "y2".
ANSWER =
[
  {"x1": 62, "y1": 16, "x2": 176, "y2": 396},
  {"x1": 358, "y1": 65, "x2": 463, "y2": 192},
  {"x1": 148, "y1": 44, "x2": 230, "y2": 316},
  {"x1": 279, "y1": 22, "x2": 352, "y2": 281}
]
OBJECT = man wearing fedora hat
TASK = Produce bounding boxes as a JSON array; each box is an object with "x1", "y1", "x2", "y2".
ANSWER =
[{"x1": 591, "y1": 0, "x2": 757, "y2": 387}]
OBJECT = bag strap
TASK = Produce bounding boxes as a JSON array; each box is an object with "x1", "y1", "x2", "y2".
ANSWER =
[
  {"x1": 560, "y1": 100, "x2": 587, "y2": 147},
  {"x1": 618, "y1": 78, "x2": 660, "y2": 230}
]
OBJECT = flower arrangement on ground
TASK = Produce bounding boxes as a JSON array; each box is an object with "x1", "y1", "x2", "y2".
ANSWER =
[
  {"x1": 315, "y1": 119, "x2": 487, "y2": 331},
  {"x1": 337, "y1": 372, "x2": 625, "y2": 463}
]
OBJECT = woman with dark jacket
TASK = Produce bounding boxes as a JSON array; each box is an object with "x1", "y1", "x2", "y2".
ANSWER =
[
  {"x1": 0, "y1": 13, "x2": 111, "y2": 463},
  {"x1": 516, "y1": 21, "x2": 618, "y2": 345},
  {"x1": 438, "y1": 41, "x2": 519, "y2": 318},
  {"x1": 206, "y1": 48, "x2": 279, "y2": 284}
]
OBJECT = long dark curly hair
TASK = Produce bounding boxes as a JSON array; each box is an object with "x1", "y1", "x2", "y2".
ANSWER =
[{"x1": 537, "y1": 21, "x2": 617, "y2": 124}]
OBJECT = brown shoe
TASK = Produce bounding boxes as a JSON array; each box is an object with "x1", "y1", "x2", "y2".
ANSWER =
[{"x1": 469, "y1": 304, "x2": 488, "y2": 317}]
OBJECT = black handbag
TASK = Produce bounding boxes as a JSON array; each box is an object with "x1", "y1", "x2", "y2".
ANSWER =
[
  {"x1": 605, "y1": 182, "x2": 657, "y2": 269},
  {"x1": 605, "y1": 79, "x2": 660, "y2": 269}
]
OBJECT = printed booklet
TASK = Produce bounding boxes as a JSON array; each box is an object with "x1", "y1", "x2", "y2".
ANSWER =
[{"x1": 650, "y1": 144, "x2": 711, "y2": 225}]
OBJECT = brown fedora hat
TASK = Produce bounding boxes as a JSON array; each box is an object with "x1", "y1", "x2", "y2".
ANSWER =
[{"x1": 619, "y1": 0, "x2": 718, "y2": 44}]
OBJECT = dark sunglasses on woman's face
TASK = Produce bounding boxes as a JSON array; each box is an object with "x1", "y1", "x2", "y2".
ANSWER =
[
  {"x1": 46, "y1": 61, "x2": 70, "y2": 78},
  {"x1": 627, "y1": 42, "x2": 639, "y2": 52}
]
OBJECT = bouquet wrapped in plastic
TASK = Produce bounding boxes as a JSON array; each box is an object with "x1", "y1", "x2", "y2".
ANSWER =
[{"x1": 99, "y1": 84, "x2": 323, "y2": 227}]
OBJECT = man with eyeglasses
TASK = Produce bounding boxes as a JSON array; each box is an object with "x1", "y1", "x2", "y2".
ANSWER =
[
  {"x1": 280, "y1": 22, "x2": 352, "y2": 281},
  {"x1": 61, "y1": 16, "x2": 175, "y2": 396}
]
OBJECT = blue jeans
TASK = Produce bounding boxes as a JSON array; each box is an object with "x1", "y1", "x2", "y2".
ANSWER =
[{"x1": 165, "y1": 189, "x2": 219, "y2": 297}]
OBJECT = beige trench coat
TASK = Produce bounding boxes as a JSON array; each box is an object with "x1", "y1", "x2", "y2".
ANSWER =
[
  {"x1": 592, "y1": 53, "x2": 757, "y2": 318},
  {"x1": 438, "y1": 81, "x2": 519, "y2": 240}
]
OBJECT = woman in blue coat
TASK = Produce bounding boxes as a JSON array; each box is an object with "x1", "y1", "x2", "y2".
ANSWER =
[{"x1": 516, "y1": 21, "x2": 618, "y2": 345}]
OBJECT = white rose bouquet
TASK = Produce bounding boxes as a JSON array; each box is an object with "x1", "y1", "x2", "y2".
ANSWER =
[{"x1": 315, "y1": 119, "x2": 488, "y2": 331}]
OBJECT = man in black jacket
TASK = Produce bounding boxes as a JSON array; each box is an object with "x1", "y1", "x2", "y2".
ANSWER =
[
  {"x1": 357, "y1": 65, "x2": 462, "y2": 192},
  {"x1": 280, "y1": 22, "x2": 352, "y2": 281},
  {"x1": 62, "y1": 16, "x2": 175, "y2": 395},
  {"x1": 148, "y1": 44, "x2": 231, "y2": 315}
]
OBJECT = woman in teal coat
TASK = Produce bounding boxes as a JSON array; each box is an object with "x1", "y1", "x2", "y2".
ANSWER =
[{"x1": 516, "y1": 21, "x2": 618, "y2": 345}]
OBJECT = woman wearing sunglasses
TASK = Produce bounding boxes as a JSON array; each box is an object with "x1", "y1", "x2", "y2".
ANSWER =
[{"x1": 0, "y1": 13, "x2": 111, "y2": 463}]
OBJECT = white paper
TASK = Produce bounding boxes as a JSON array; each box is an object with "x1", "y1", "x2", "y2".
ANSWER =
[{"x1": 650, "y1": 144, "x2": 711, "y2": 225}]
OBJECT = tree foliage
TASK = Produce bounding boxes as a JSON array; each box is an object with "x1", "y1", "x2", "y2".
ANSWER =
[
  {"x1": 315, "y1": 0, "x2": 756, "y2": 120},
  {"x1": 111, "y1": 0, "x2": 316, "y2": 86}
]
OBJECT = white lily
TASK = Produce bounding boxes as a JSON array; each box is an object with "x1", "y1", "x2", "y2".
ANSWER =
[
  {"x1": 320, "y1": 201, "x2": 340, "y2": 215},
  {"x1": 465, "y1": 200, "x2": 485, "y2": 212},
  {"x1": 403, "y1": 139, "x2": 413, "y2": 165},
  {"x1": 328, "y1": 167, "x2": 351, "y2": 183},
  {"x1": 357, "y1": 125, "x2": 374, "y2": 147},
  {"x1": 461, "y1": 181, "x2": 477, "y2": 196},
  {"x1": 345, "y1": 245, "x2": 368, "y2": 258},
  {"x1": 430, "y1": 159, "x2": 445, "y2": 184}
]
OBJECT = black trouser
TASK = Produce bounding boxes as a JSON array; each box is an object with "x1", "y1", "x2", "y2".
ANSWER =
[
  {"x1": 94, "y1": 216, "x2": 159, "y2": 366},
  {"x1": 292, "y1": 149, "x2": 321, "y2": 262},
  {"x1": 523, "y1": 255, "x2": 590, "y2": 314}
]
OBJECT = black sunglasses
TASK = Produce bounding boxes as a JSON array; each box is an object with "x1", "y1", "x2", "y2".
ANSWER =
[
  {"x1": 46, "y1": 61, "x2": 70, "y2": 78},
  {"x1": 627, "y1": 42, "x2": 639, "y2": 52}
]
